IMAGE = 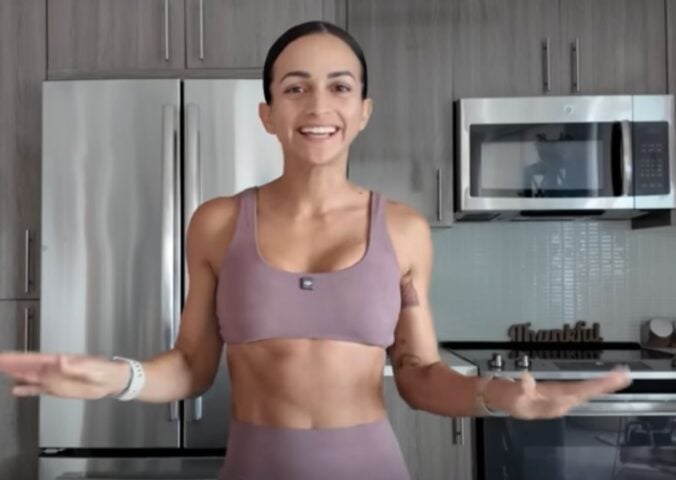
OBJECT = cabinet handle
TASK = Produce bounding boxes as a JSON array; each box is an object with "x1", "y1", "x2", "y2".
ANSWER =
[
  {"x1": 452, "y1": 417, "x2": 465, "y2": 445},
  {"x1": 199, "y1": 0, "x2": 205, "y2": 61},
  {"x1": 436, "y1": 167, "x2": 443, "y2": 222},
  {"x1": 163, "y1": 0, "x2": 170, "y2": 61},
  {"x1": 571, "y1": 38, "x2": 580, "y2": 93},
  {"x1": 542, "y1": 37, "x2": 551, "y2": 93},
  {"x1": 23, "y1": 307, "x2": 33, "y2": 352},
  {"x1": 24, "y1": 229, "x2": 32, "y2": 293}
]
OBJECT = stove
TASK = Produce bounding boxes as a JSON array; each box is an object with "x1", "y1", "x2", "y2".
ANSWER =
[{"x1": 442, "y1": 342, "x2": 676, "y2": 480}]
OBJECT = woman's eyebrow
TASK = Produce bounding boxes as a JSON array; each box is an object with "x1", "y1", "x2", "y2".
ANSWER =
[
  {"x1": 279, "y1": 70, "x2": 355, "y2": 82},
  {"x1": 327, "y1": 71, "x2": 355, "y2": 80},
  {"x1": 280, "y1": 70, "x2": 311, "y2": 82}
]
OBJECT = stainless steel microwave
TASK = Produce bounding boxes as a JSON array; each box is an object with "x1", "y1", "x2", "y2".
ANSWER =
[{"x1": 456, "y1": 95, "x2": 675, "y2": 221}]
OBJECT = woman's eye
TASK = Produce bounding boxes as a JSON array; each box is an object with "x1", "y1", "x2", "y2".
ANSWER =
[{"x1": 333, "y1": 84, "x2": 351, "y2": 93}]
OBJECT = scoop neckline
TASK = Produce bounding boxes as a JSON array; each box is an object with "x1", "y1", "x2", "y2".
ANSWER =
[{"x1": 250, "y1": 186, "x2": 375, "y2": 277}]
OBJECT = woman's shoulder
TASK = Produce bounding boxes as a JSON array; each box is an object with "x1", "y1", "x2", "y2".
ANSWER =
[
  {"x1": 186, "y1": 190, "x2": 247, "y2": 273},
  {"x1": 379, "y1": 194, "x2": 429, "y2": 237}
]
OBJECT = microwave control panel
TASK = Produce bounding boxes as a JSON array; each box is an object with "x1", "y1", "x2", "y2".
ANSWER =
[{"x1": 633, "y1": 122, "x2": 670, "y2": 195}]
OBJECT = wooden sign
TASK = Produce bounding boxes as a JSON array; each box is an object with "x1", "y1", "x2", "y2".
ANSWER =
[{"x1": 508, "y1": 321, "x2": 603, "y2": 343}]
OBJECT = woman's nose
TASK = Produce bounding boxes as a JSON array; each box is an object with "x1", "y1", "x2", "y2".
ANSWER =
[{"x1": 305, "y1": 90, "x2": 332, "y2": 115}]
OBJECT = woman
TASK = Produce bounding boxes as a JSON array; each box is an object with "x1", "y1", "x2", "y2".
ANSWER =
[{"x1": 0, "y1": 21, "x2": 630, "y2": 480}]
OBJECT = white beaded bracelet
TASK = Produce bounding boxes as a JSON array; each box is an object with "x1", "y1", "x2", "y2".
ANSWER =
[{"x1": 111, "y1": 356, "x2": 146, "y2": 401}]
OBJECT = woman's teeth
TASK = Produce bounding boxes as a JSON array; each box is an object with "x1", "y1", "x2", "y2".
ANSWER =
[{"x1": 299, "y1": 126, "x2": 338, "y2": 137}]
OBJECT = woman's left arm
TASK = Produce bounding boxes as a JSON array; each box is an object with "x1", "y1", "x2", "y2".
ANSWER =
[{"x1": 386, "y1": 211, "x2": 631, "y2": 419}]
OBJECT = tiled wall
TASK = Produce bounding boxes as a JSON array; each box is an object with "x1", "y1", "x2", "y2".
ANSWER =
[{"x1": 429, "y1": 221, "x2": 676, "y2": 342}]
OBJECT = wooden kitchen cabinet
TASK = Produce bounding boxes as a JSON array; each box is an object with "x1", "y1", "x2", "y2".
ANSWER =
[
  {"x1": 0, "y1": 0, "x2": 43, "y2": 299},
  {"x1": 452, "y1": 0, "x2": 561, "y2": 97},
  {"x1": 346, "y1": 0, "x2": 454, "y2": 226},
  {"x1": 384, "y1": 377, "x2": 474, "y2": 480},
  {"x1": 559, "y1": 0, "x2": 668, "y2": 95},
  {"x1": 185, "y1": 0, "x2": 345, "y2": 69},
  {"x1": 0, "y1": 301, "x2": 39, "y2": 480},
  {"x1": 47, "y1": 0, "x2": 186, "y2": 76},
  {"x1": 666, "y1": 0, "x2": 676, "y2": 96}
]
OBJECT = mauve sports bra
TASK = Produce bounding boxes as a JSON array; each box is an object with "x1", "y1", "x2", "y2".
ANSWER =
[{"x1": 215, "y1": 186, "x2": 405, "y2": 348}]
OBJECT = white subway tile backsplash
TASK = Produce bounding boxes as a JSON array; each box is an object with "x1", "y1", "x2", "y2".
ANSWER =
[{"x1": 430, "y1": 221, "x2": 676, "y2": 342}]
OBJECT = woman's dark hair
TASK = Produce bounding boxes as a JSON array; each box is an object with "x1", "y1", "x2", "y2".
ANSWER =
[{"x1": 262, "y1": 21, "x2": 368, "y2": 104}]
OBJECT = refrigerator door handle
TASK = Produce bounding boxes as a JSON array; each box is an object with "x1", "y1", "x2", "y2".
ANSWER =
[
  {"x1": 191, "y1": 396, "x2": 204, "y2": 421},
  {"x1": 185, "y1": 103, "x2": 201, "y2": 255},
  {"x1": 162, "y1": 105, "x2": 180, "y2": 423},
  {"x1": 185, "y1": 104, "x2": 203, "y2": 424}
]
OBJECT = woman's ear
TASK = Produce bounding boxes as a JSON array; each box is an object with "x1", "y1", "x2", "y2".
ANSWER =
[
  {"x1": 359, "y1": 98, "x2": 373, "y2": 131},
  {"x1": 259, "y1": 102, "x2": 275, "y2": 134}
]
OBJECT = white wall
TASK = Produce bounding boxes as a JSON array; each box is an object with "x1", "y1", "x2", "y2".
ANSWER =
[{"x1": 429, "y1": 221, "x2": 676, "y2": 341}]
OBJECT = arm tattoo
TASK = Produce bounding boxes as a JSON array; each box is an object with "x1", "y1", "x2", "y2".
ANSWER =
[
  {"x1": 400, "y1": 276, "x2": 420, "y2": 309},
  {"x1": 395, "y1": 353, "x2": 423, "y2": 370}
]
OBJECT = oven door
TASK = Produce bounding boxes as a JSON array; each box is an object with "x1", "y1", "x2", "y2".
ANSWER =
[
  {"x1": 480, "y1": 402, "x2": 676, "y2": 480},
  {"x1": 457, "y1": 96, "x2": 636, "y2": 218}
]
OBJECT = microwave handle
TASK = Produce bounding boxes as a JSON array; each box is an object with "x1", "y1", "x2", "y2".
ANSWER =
[{"x1": 620, "y1": 120, "x2": 633, "y2": 196}]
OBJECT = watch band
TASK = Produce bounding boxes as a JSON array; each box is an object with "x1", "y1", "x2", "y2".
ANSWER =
[{"x1": 111, "y1": 356, "x2": 146, "y2": 401}]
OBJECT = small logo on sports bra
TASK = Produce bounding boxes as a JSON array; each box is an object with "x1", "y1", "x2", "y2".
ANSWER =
[{"x1": 299, "y1": 276, "x2": 314, "y2": 290}]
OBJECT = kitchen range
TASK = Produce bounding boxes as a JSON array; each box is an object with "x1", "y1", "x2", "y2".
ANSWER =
[{"x1": 444, "y1": 339, "x2": 676, "y2": 480}]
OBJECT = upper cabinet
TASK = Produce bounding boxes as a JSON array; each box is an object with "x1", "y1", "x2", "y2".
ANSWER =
[
  {"x1": 0, "y1": 0, "x2": 43, "y2": 299},
  {"x1": 347, "y1": 0, "x2": 454, "y2": 226},
  {"x1": 185, "y1": 0, "x2": 344, "y2": 69},
  {"x1": 559, "y1": 0, "x2": 668, "y2": 94},
  {"x1": 666, "y1": 0, "x2": 676, "y2": 96},
  {"x1": 452, "y1": 0, "x2": 561, "y2": 98},
  {"x1": 48, "y1": 0, "x2": 186, "y2": 75},
  {"x1": 48, "y1": 0, "x2": 345, "y2": 75}
]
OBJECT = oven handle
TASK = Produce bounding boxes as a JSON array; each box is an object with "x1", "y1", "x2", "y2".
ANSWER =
[{"x1": 568, "y1": 397, "x2": 676, "y2": 416}]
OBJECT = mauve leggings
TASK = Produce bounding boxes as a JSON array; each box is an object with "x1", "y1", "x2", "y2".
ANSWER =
[{"x1": 218, "y1": 417, "x2": 412, "y2": 480}]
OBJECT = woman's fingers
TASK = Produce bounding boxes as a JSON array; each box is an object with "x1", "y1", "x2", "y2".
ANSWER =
[
  {"x1": 0, "y1": 352, "x2": 61, "y2": 378},
  {"x1": 543, "y1": 369, "x2": 632, "y2": 401},
  {"x1": 11, "y1": 384, "x2": 45, "y2": 396}
]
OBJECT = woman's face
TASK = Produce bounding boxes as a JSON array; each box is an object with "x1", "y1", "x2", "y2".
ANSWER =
[{"x1": 259, "y1": 33, "x2": 372, "y2": 168}]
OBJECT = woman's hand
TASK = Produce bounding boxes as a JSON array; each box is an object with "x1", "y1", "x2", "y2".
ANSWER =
[
  {"x1": 0, "y1": 351, "x2": 129, "y2": 399},
  {"x1": 487, "y1": 368, "x2": 632, "y2": 419}
]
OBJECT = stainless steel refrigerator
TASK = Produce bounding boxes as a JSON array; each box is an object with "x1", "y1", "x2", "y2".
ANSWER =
[{"x1": 39, "y1": 79, "x2": 283, "y2": 479}]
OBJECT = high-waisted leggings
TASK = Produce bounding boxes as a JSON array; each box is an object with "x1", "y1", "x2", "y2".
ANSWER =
[{"x1": 218, "y1": 417, "x2": 412, "y2": 480}]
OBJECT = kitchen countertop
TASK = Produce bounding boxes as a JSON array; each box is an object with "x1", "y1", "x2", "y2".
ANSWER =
[{"x1": 383, "y1": 348, "x2": 478, "y2": 377}]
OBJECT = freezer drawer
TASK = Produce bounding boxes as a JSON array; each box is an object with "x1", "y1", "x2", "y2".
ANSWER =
[{"x1": 40, "y1": 456, "x2": 224, "y2": 480}]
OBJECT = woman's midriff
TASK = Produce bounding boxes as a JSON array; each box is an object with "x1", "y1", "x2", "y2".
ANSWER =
[{"x1": 226, "y1": 338, "x2": 389, "y2": 429}]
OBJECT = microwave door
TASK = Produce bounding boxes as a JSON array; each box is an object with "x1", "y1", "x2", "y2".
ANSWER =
[{"x1": 461, "y1": 124, "x2": 635, "y2": 213}]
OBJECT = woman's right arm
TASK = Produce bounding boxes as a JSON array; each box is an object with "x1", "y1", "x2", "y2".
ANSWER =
[{"x1": 0, "y1": 198, "x2": 236, "y2": 402}]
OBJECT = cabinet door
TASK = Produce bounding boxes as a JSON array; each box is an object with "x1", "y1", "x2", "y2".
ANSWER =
[
  {"x1": 560, "y1": 0, "x2": 667, "y2": 94},
  {"x1": 383, "y1": 377, "x2": 474, "y2": 480},
  {"x1": 452, "y1": 0, "x2": 561, "y2": 97},
  {"x1": 0, "y1": 301, "x2": 39, "y2": 480},
  {"x1": 0, "y1": 0, "x2": 43, "y2": 299},
  {"x1": 667, "y1": 0, "x2": 676, "y2": 96},
  {"x1": 48, "y1": 0, "x2": 186, "y2": 75},
  {"x1": 347, "y1": 0, "x2": 454, "y2": 226},
  {"x1": 185, "y1": 0, "x2": 344, "y2": 69}
]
